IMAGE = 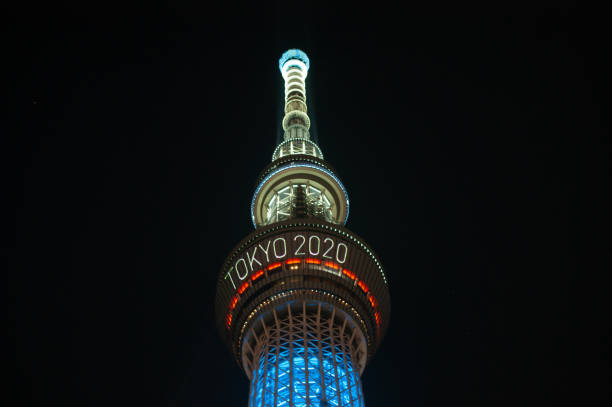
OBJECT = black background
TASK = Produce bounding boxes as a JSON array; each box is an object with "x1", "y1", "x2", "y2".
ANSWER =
[{"x1": 9, "y1": 2, "x2": 610, "y2": 406}]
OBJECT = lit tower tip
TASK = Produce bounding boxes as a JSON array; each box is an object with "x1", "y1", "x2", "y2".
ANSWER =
[{"x1": 274, "y1": 49, "x2": 322, "y2": 160}]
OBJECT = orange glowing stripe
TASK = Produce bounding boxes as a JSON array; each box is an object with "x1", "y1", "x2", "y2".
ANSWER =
[
  {"x1": 237, "y1": 281, "x2": 249, "y2": 295},
  {"x1": 285, "y1": 258, "x2": 302, "y2": 265},
  {"x1": 342, "y1": 268, "x2": 356, "y2": 280},
  {"x1": 267, "y1": 262, "x2": 282, "y2": 271},
  {"x1": 323, "y1": 261, "x2": 339, "y2": 270},
  {"x1": 229, "y1": 295, "x2": 239, "y2": 311},
  {"x1": 357, "y1": 280, "x2": 369, "y2": 293},
  {"x1": 251, "y1": 269, "x2": 264, "y2": 281},
  {"x1": 305, "y1": 258, "x2": 321, "y2": 265},
  {"x1": 226, "y1": 313, "x2": 233, "y2": 328},
  {"x1": 368, "y1": 294, "x2": 378, "y2": 309},
  {"x1": 374, "y1": 311, "x2": 381, "y2": 327}
]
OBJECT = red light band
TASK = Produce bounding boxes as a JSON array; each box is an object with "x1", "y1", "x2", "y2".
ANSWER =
[
  {"x1": 357, "y1": 280, "x2": 369, "y2": 293},
  {"x1": 251, "y1": 269, "x2": 264, "y2": 281},
  {"x1": 229, "y1": 295, "x2": 239, "y2": 311},
  {"x1": 237, "y1": 281, "x2": 249, "y2": 294},
  {"x1": 368, "y1": 294, "x2": 377, "y2": 309},
  {"x1": 323, "y1": 261, "x2": 339, "y2": 270},
  {"x1": 342, "y1": 268, "x2": 356, "y2": 280}
]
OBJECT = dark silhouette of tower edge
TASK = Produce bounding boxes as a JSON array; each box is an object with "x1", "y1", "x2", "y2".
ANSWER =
[{"x1": 215, "y1": 49, "x2": 391, "y2": 407}]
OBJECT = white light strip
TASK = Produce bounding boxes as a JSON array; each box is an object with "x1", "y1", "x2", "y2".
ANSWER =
[{"x1": 281, "y1": 60, "x2": 308, "y2": 80}]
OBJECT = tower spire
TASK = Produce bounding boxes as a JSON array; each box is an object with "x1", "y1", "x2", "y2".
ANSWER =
[
  {"x1": 255, "y1": 50, "x2": 347, "y2": 227},
  {"x1": 272, "y1": 49, "x2": 324, "y2": 161}
]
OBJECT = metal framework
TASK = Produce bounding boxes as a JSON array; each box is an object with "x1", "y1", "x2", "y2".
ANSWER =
[
  {"x1": 272, "y1": 138, "x2": 324, "y2": 161},
  {"x1": 243, "y1": 301, "x2": 366, "y2": 407},
  {"x1": 265, "y1": 184, "x2": 334, "y2": 225}
]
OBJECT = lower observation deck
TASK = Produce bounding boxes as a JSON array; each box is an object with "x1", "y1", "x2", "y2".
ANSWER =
[{"x1": 215, "y1": 219, "x2": 390, "y2": 370}]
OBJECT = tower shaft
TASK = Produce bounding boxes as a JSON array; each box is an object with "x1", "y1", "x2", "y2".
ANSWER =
[{"x1": 215, "y1": 49, "x2": 390, "y2": 407}]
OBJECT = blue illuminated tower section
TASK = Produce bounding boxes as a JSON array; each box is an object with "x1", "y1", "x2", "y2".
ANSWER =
[{"x1": 215, "y1": 50, "x2": 390, "y2": 407}]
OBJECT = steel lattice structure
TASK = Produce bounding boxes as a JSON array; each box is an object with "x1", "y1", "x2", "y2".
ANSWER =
[
  {"x1": 215, "y1": 49, "x2": 390, "y2": 407},
  {"x1": 245, "y1": 301, "x2": 365, "y2": 407}
]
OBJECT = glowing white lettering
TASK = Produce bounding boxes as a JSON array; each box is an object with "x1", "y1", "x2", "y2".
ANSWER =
[
  {"x1": 258, "y1": 241, "x2": 271, "y2": 263},
  {"x1": 225, "y1": 267, "x2": 236, "y2": 289},
  {"x1": 235, "y1": 258, "x2": 249, "y2": 280},
  {"x1": 322, "y1": 237, "x2": 334, "y2": 259},
  {"x1": 294, "y1": 235, "x2": 306, "y2": 255},
  {"x1": 336, "y1": 243, "x2": 348, "y2": 264},
  {"x1": 308, "y1": 235, "x2": 320, "y2": 255},
  {"x1": 273, "y1": 237, "x2": 287, "y2": 259},
  {"x1": 247, "y1": 246, "x2": 261, "y2": 270},
  {"x1": 225, "y1": 234, "x2": 352, "y2": 292}
]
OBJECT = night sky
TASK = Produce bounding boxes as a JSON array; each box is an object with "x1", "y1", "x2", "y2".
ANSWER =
[{"x1": 10, "y1": 3, "x2": 610, "y2": 407}]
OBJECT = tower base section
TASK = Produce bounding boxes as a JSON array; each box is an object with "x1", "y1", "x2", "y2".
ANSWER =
[{"x1": 243, "y1": 300, "x2": 367, "y2": 407}]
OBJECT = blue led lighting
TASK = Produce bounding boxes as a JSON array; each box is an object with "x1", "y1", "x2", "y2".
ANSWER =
[
  {"x1": 250, "y1": 341, "x2": 363, "y2": 407},
  {"x1": 279, "y1": 49, "x2": 310, "y2": 72},
  {"x1": 251, "y1": 163, "x2": 350, "y2": 228}
]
